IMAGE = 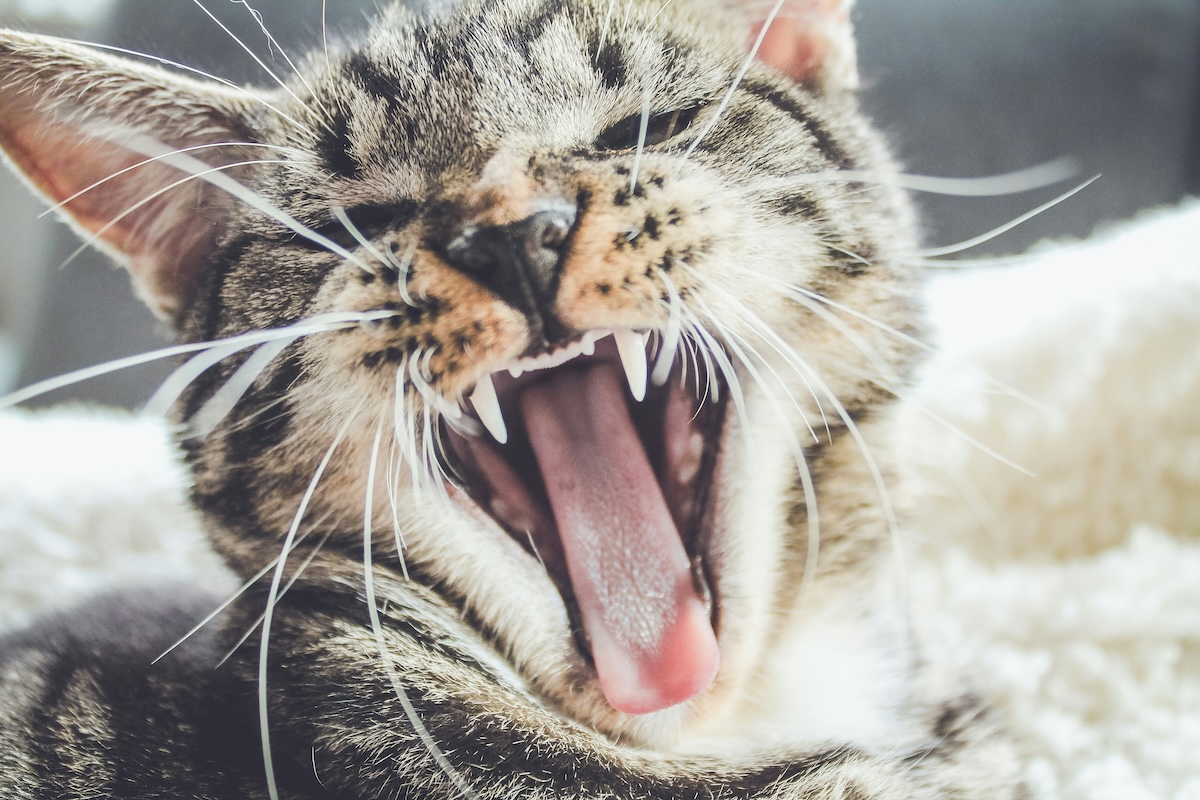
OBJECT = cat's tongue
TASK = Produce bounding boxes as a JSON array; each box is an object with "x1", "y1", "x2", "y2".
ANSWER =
[{"x1": 521, "y1": 364, "x2": 719, "y2": 715}]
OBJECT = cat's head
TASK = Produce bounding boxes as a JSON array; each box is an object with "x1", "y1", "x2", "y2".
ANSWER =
[{"x1": 0, "y1": 0, "x2": 918, "y2": 749}]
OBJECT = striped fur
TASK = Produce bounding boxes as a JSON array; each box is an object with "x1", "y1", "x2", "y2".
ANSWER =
[{"x1": 0, "y1": 0, "x2": 1021, "y2": 797}]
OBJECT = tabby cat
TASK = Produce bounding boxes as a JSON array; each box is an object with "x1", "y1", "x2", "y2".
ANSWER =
[{"x1": 0, "y1": 0, "x2": 1021, "y2": 797}]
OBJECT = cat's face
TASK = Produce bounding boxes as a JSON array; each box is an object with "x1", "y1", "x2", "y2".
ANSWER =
[{"x1": 0, "y1": 0, "x2": 918, "y2": 749}]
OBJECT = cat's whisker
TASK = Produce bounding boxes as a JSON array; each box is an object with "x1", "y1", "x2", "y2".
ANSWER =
[
  {"x1": 747, "y1": 270, "x2": 1052, "y2": 415},
  {"x1": 188, "y1": 0, "x2": 333, "y2": 135},
  {"x1": 227, "y1": 0, "x2": 320, "y2": 99},
  {"x1": 219, "y1": 525, "x2": 336, "y2": 667},
  {"x1": 697, "y1": 310, "x2": 825, "y2": 602},
  {"x1": 596, "y1": 0, "x2": 618, "y2": 61},
  {"x1": 39, "y1": 142, "x2": 306, "y2": 220},
  {"x1": 122, "y1": 135, "x2": 374, "y2": 271},
  {"x1": 629, "y1": 89, "x2": 652, "y2": 194},
  {"x1": 912, "y1": 251, "x2": 1076, "y2": 269},
  {"x1": 857, "y1": 374, "x2": 1036, "y2": 478},
  {"x1": 385, "y1": 440, "x2": 411, "y2": 580},
  {"x1": 331, "y1": 205, "x2": 389, "y2": 275},
  {"x1": 752, "y1": 273, "x2": 1044, "y2": 477},
  {"x1": 321, "y1": 0, "x2": 330, "y2": 65},
  {"x1": 683, "y1": 0, "x2": 786, "y2": 157},
  {"x1": 54, "y1": 37, "x2": 311, "y2": 132},
  {"x1": 257, "y1": 407, "x2": 359, "y2": 800},
  {"x1": 686, "y1": 277, "x2": 910, "y2": 617},
  {"x1": 918, "y1": 175, "x2": 1100, "y2": 258},
  {"x1": 58, "y1": 157, "x2": 288, "y2": 271},
  {"x1": 142, "y1": 311, "x2": 397, "y2": 420},
  {"x1": 648, "y1": 0, "x2": 680, "y2": 24},
  {"x1": 185, "y1": 336, "x2": 297, "y2": 438},
  {"x1": 746, "y1": 158, "x2": 1079, "y2": 198},
  {"x1": 0, "y1": 311, "x2": 389, "y2": 410},
  {"x1": 388, "y1": 240, "x2": 420, "y2": 307},
  {"x1": 393, "y1": 360, "x2": 428, "y2": 503},
  {"x1": 361, "y1": 412, "x2": 478, "y2": 799},
  {"x1": 151, "y1": 533, "x2": 312, "y2": 665},
  {"x1": 652, "y1": 270, "x2": 685, "y2": 387},
  {"x1": 682, "y1": 295, "x2": 751, "y2": 440},
  {"x1": 804, "y1": 283, "x2": 1049, "y2": 415},
  {"x1": 421, "y1": 406, "x2": 451, "y2": 503},
  {"x1": 683, "y1": 268, "x2": 826, "y2": 439}
]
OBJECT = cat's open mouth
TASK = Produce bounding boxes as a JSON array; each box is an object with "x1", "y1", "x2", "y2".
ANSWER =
[{"x1": 443, "y1": 332, "x2": 726, "y2": 715}]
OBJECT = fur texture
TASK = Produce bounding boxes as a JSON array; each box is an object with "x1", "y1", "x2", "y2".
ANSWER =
[{"x1": 0, "y1": 1, "x2": 1025, "y2": 797}]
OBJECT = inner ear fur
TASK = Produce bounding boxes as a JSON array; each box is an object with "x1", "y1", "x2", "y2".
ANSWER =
[{"x1": 0, "y1": 30, "x2": 272, "y2": 321}]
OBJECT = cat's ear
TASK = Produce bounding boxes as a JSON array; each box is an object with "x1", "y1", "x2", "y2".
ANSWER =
[
  {"x1": 0, "y1": 30, "x2": 271, "y2": 320},
  {"x1": 745, "y1": 0, "x2": 859, "y2": 92}
]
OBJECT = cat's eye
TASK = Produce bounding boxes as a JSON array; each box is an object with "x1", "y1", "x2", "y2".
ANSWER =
[
  {"x1": 596, "y1": 106, "x2": 701, "y2": 151},
  {"x1": 292, "y1": 203, "x2": 417, "y2": 251}
]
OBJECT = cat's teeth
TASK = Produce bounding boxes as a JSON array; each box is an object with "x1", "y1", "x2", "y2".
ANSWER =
[
  {"x1": 509, "y1": 366, "x2": 524, "y2": 379},
  {"x1": 581, "y1": 331, "x2": 599, "y2": 356},
  {"x1": 469, "y1": 373, "x2": 508, "y2": 444},
  {"x1": 614, "y1": 329, "x2": 648, "y2": 402}
]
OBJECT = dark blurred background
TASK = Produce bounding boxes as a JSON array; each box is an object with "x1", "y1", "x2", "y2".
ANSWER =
[{"x1": 1, "y1": 0, "x2": 1197, "y2": 408}]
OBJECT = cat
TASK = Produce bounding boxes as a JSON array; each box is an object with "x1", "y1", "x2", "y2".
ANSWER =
[{"x1": 0, "y1": 0, "x2": 1022, "y2": 797}]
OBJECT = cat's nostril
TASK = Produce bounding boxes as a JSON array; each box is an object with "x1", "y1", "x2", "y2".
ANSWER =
[{"x1": 518, "y1": 208, "x2": 575, "y2": 271}]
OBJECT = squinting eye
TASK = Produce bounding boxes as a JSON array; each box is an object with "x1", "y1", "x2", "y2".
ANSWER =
[
  {"x1": 291, "y1": 203, "x2": 417, "y2": 251},
  {"x1": 596, "y1": 106, "x2": 701, "y2": 151}
]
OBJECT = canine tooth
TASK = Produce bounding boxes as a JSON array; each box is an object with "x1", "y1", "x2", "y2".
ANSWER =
[
  {"x1": 581, "y1": 333, "x2": 597, "y2": 356},
  {"x1": 614, "y1": 329, "x2": 648, "y2": 402},
  {"x1": 470, "y1": 373, "x2": 508, "y2": 444},
  {"x1": 509, "y1": 366, "x2": 524, "y2": 378}
]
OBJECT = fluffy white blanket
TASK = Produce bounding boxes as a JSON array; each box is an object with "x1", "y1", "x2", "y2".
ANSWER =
[{"x1": 1, "y1": 203, "x2": 1198, "y2": 798}]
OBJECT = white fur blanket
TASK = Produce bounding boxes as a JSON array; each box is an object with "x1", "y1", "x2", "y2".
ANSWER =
[{"x1": 2, "y1": 203, "x2": 1198, "y2": 798}]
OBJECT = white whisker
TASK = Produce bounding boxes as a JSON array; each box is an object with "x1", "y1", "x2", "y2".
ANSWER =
[
  {"x1": 385, "y1": 441, "x2": 411, "y2": 581},
  {"x1": 60, "y1": 157, "x2": 288, "y2": 271},
  {"x1": 0, "y1": 311, "x2": 390, "y2": 410},
  {"x1": 683, "y1": 0, "x2": 785, "y2": 157},
  {"x1": 142, "y1": 311, "x2": 395, "y2": 420},
  {"x1": 715, "y1": 324, "x2": 823, "y2": 602},
  {"x1": 122, "y1": 135, "x2": 374, "y2": 270},
  {"x1": 332, "y1": 205, "x2": 390, "y2": 275},
  {"x1": 386, "y1": 240, "x2": 420, "y2": 307},
  {"x1": 189, "y1": 0, "x2": 329, "y2": 132},
  {"x1": 748, "y1": 159, "x2": 1078, "y2": 198},
  {"x1": 257, "y1": 407, "x2": 359, "y2": 800},
  {"x1": 186, "y1": 335, "x2": 298, "y2": 438},
  {"x1": 39, "y1": 142, "x2": 304, "y2": 220},
  {"x1": 652, "y1": 270, "x2": 684, "y2": 387},
  {"x1": 322, "y1": 0, "x2": 330, "y2": 65},
  {"x1": 55, "y1": 37, "x2": 311, "y2": 132},
  {"x1": 361, "y1": 413, "x2": 478, "y2": 799},
  {"x1": 227, "y1": 0, "x2": 319, "y2": 97},
  {"x1": 220, "y1": 525, "x2": 334, "y2": 667},
  {"x1": 919, "y1": 176, "x2": 1099, "y2": 258},
  {"x1": 151, "y1": 546, "x2": 298, "y2": 665},
  {"x1": 629, "y1": 89, "x2": 652, "y2": 193}
]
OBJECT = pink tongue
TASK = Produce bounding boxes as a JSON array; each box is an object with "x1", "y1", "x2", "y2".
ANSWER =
[{"x1": 521, "y1": 364, "x2": 719, "y2": 715}]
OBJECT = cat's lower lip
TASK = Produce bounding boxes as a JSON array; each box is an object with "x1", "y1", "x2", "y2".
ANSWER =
[{"x1": 440, "y1": 333, "x2": 727, "y2": 712}]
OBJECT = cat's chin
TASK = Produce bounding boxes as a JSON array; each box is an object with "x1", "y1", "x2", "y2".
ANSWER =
[{"x1": 440, "y1": 330, "x2": 729, "y2": 718}]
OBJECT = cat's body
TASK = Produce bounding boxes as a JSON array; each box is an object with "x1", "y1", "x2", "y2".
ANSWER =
[{"x1": 0, "y1": 0, "x2": 1020, "y2": 797}]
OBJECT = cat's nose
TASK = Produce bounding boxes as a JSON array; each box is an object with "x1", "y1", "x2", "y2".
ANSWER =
[{"x1": 444, "y1": 203, "x2": 577, "y2": 344}]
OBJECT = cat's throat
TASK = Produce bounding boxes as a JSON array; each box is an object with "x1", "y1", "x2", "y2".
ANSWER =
[{"x1": 522, "y1": 364, "x2": 720, "y2": 715}]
